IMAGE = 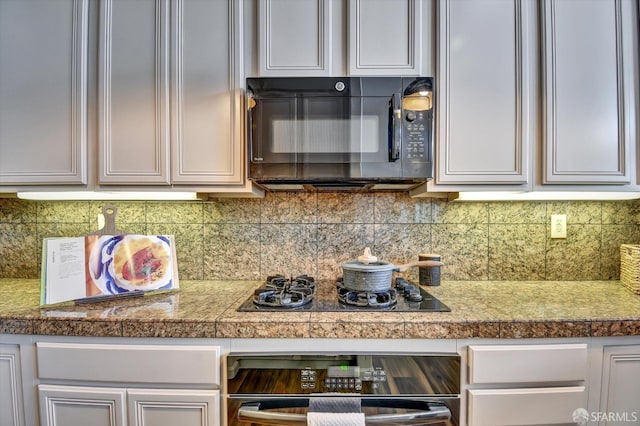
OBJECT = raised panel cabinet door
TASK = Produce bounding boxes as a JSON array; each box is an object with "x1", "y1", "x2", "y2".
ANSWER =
[
  {"x1": 170, "y1": 0, "x2": 243, "y2": 184},
  {"x1": 258, "y1": 0, "x2": 331, "y2": 76},
  {"x1": 542, "y1": 0, "x2": 631, "y2": 184},
  {"x1": 349, "y1": 0, "x2": 422, "y2": 76},
  {"x1": 600, "y1": 346, "x2": 640, "y2": 425},
  {"x1": 128, "y1": 389, "x2": 220, "y2": 426},
  {"x1": 98, "y1": 0, "x2": 170, "y2": 184},
  {"x1": 38, "y1": 384, "x2": 126, "y2": 426},
  {"x1": 0, "y1": 344, "x2": 25, "y2": 426},
  {"x1": 0, "y1": 0, "x2": 88, "y2": 185},
  {"x1": 435, "y1": 0, "x2": 532, "y2": 184}
]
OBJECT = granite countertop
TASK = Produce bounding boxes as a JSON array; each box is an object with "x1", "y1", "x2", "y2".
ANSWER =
[{"x1": 1, "y1": 279, "x2": 639, "y2": 339}]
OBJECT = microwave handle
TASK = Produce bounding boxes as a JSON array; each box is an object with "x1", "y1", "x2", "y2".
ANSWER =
[
  {"x1": 237, "y1": 400, "x2": 451, "y2": 425},
  {"x1": 389, "y1": 93, "x2": 402, "y2": 162},
  {"x1": 247, "y1": 92, "x2": 259, "y2": 162}
]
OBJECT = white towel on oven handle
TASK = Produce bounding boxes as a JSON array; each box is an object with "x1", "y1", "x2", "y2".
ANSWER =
[
  {"x1": 306, "y1": 412, "x2": 366, "y2": 426},
  {"x1": 308, "y1": 393, "x2": 361, "y2": 413}
]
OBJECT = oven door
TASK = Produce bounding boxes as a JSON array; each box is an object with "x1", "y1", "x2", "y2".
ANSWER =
[{"x1": 227, "y1": 396, "x2": 459, "y2": 426}]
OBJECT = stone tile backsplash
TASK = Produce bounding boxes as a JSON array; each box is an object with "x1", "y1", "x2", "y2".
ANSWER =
[{"x1": 1, "y1": 194, "x2": 640, "y2": 281}]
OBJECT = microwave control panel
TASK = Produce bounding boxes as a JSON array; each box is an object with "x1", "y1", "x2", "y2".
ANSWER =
[{"x1": 403, "y1": 110, "x2": 431, "y2": 162}]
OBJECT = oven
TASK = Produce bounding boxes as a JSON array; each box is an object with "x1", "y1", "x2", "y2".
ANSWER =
[{"x1": 225, "y1": 353, "x2": 461, "y2": 426}]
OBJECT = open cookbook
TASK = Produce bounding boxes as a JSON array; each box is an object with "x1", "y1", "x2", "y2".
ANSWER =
[{"x1": 41, "y1": 234, "x2": 179, "y2": 305}]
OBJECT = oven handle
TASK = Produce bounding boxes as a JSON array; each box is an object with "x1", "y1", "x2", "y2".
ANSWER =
[{"x1": 237, "y1": 399, "x2": 452, "y2": 425}]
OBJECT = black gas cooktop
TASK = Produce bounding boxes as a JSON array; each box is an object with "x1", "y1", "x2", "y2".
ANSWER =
[{"x1": 236, "y1": 275, "x2": 451, "y2": 312}]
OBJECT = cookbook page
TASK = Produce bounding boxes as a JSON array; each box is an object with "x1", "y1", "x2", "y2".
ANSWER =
[
  {"x1": 41, "y1": 237, "x2": 87, "y2": 304},
  {"x1": 41, "y1": 234, "x2": 179, "y2": 305}
]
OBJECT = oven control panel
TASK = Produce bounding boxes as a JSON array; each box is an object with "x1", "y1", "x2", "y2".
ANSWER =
[
  {"x1": 300, "y1": 366, "x2": 387, "y2": 392},
  {"x1": 226, "y1": 353, "x2": 461, "y2": 396}
]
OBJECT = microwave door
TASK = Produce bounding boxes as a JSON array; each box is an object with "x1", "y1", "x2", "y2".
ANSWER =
[
  {"x1": 249, "y1": 92, "x2": 404, "y2": 181},
  {"x1": 250, "y1": 98, "x2": 299, "y2": 166},
  {"x1": 297, "y1": 97, "x2": 394, "y2": 165},
  {"x1": 296, "y1": 96, "x2": 358, "y2": 165}
]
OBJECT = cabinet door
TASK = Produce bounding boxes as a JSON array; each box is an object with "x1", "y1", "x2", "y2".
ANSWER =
[
  {"x1": 600, "y1": 346, "x2": 640, "y2": 425},
  {"x1": 0, "y1": 0, "x2": 88, "y2": 185},
  {"x1": 348, "y1": 0, "x2": 422, "y2": 76},
  {"x1": 468, "y1": 343, "x2": 588, "y2": 384},
  {"x1": 170, "y1": 0, "x2": 243, "y2": 184},
  {"x1": 98, "y1": 0, "x2": 170, "y2": 185},
  {"x1": 0, "y1": 344, "x2": 24, "y2": 426},
  {"x1": 435, "y1": 0, "x2": 532, "y2": 185},
  {"x1": 128, "y1": 389, "x2": 220, "y2": 426},
  {"x1": 541, "y1": 0, "x2": 630, "y2": 184},
  {"x1": 38, "y1": 384, "x2": 126, "y2": 426},
  {"x1": 258, "y1": 0, "x2": 331, "y2": 76},
  {"x1": 468, "y1": 386, "x2": 586, "y2": 426}
]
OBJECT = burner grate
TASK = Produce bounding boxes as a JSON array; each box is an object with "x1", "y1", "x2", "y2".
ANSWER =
[
  {"x1": 336, "y1": 283, "x2": 398, "y2": 308},
  {"x1": 252, "y1": 274, "x2": 315, "y2": 309},
  {"x1": 335, "y1": 277, "x2": 430, "y2": 308}
]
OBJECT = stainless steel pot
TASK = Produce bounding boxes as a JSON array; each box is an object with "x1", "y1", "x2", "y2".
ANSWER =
[{"x1": 341, "y1": 254, "x2": 444, "y2": 292}]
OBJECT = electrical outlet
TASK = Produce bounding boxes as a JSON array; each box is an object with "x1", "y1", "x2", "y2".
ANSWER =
[{"x1": 550, "y1": 214, "x2": 567, "y2": 239}]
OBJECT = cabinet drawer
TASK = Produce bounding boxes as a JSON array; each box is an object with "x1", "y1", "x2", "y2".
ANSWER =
[
  {"x1": 468, "y1": 386, "x2": 586, "y2": 426},
  {"x1": 468, "y1": 343, "x2": 587, "y2": 384},
  {"x1": 37, "y1": 342, "x2": 220, "y2": 385}
]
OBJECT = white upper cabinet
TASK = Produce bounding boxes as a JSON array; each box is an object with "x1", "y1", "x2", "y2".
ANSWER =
[
  {"x1": 434, "y1": 0, "x2": 533, "y2": 185},
  {"x1": 256, "y1": 0, "x2": 426, "y2": 76},
  {"x1": 258, "y1": 0, "x2": 331, "y2": 76},
  {"x1": 98, "y1": 0, "x2": 171, "y2": 185},
  {"x1": 99, "y1": 0, "x2": 243, "y2": 186},
  {"x1": 541, "y1": 0, "x2": 634, "y2": 185},
  {"x1": 348, "y1": 0, "x2": 422, "y2": 76},
  {"x1": 169, "y1": 0, "x2": 243, "y2": 185},
  {"x1": 422, "y1": 0, "x2": 639, "y2": 195},
  {"x1": 0, "y1": 0, "x2": 247, "y2": 192},
  {"x1": 0, "y1": 0, "x2": 88, "y2": 186}
]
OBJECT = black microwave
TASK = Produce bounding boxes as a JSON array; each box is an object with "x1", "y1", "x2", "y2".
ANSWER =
[{"x1": 246, "y1": 77, "x2": 434, "y2": 192}]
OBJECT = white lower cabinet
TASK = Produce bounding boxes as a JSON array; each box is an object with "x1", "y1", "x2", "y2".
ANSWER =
[
  {"x1": 36, "y1": 341, "x2": 222, "y2": 426},
  {"x1": 598, "y1": 345, "x2": 640, "y2": 426},
  {"x1": 466, "y1": 342, "x2": 588, "y2": 426},
  {"x1": 468, "y1": 386, "x2": 586, "y2": 426},
  {"x1": 38, "y1": 385, "x2": 126, "y2": 426},
  {"x1": 0, "y1": 344, "x2": 26, "y2": 426},
  {"x1": 38, "y1": 385, "x2": 220, "y2": 426},
  {"x1": 128, "y1": 389, "x2": 220, "y2": 426}
]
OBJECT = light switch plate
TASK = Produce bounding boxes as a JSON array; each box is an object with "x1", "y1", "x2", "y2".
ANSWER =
[{"x1": 551, "y1": 214, "x2": 567, "y2": 239}]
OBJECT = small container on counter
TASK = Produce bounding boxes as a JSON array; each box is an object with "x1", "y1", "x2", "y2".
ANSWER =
[{"x1": 418, "y1": 253, "x2": 441, "y2": 286}]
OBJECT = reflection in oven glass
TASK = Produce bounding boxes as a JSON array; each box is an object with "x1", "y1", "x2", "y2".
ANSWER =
[{"x1": 226, "y1": 354, "x2": 460, "y2": 425}]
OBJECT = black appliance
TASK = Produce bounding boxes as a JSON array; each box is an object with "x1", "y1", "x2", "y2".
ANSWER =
[
  {"x1": 236, "y1": 275, "x2": 451, "y2": 313},
  {"x1": 246, "y1": 77, "x2": 434, "y2": 192},
  {"x1": 226, "y1": 353, "x2": 461, "y2": 425}
]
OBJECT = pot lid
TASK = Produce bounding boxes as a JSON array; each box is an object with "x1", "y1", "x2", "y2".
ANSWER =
[{"x1": 342, "y1": 259, "x2": 395, "y2": 272}]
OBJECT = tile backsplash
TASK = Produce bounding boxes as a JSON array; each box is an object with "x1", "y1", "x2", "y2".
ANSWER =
[{"x1": 1, "y1": 193, "x2": 640, "y2": 281}]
